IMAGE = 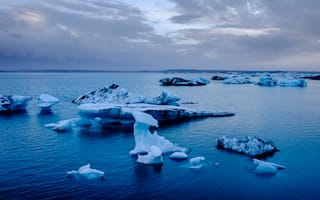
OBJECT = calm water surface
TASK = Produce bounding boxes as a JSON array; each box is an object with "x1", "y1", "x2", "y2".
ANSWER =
[{"x1": 0, "y1": 72, "x2": 319, "y2": 199}]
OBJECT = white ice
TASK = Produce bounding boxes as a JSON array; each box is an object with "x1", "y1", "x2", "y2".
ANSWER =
[
  {"x1": 224, "y1": 76, "x2": 253, "y2": 84},
  {"x1": 0, "y1": 95, "x2": 31, "y2": 112},
  {"x1": 37, "y1": 94, "x2": 59, "y2": 111},
  {"x1": 277, "y1": 79, "x2": 307, "y2": 87},
  {"x1": 137, "y1": 145, "x2": 163, "y2": 164},
  {"x1": 189, "y1": 156, "x2": 206, "y2": 169},
  {"x1": 169, "y1": 152, "x2": 188, "y2": 160},
  {"x1": 253, "y1": 159, "x2": 285, "y2": 174},
  {"x1": 67, "y1": 164, "x2": 104, "y2": 180},
  {"x1": 72, "y1": 84, "x2": 180, "y2": 106},
  {"x1": 217, "y1": 136, "x2": 277, "y2": 156},
  {"x1": 130, "y1": 111, "x2": 186, "y2": 155},
  {"x1": 159, "y1": 77, "x2": 209, "y2": 86}
]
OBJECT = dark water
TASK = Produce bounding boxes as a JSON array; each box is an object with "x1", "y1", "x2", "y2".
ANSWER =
[{"x1": 0, "y1": 72, "x2": 319, "y2": 199}]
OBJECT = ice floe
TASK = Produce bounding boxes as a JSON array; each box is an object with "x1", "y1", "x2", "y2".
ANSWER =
[
  {"x1": 37, "y1": 94, "x2": 59, "y2": 111},
  {"x1": 44, "y1": 118, "x2": 91, "y2": 131},
  {"x1": 67, "y1": 164, "x2": 104, "y2": 180},
  {"x1": 253, "y1": 159, "x2": 285, "y2": 175},
  {"x1": 224, "y1": 76, "x2": 253, "y2": 84},
  {"x1": 189, "y1": 156, "x2": 206, "y2": 169},
  {"x1": 0, "y1": 95, "x2": 31, "y2": 112},
  {"x1": 169, "y1": 152, "x2": 189, "y2": 160},
  {"x1": 277, "y1": 79, "x2": 307, "y2": 87},
  {"x1": 217, "y1": 136, "x2": 279, "y2": 157},
  {"x1": 159, "y1": 77, "x2": 209, "y2": 86},
  {"x1": 255, "y1": 77, "x2": 277, "y2": 86},
  {"x1": 72, "y1": 84, "x2": 180, "y2": 106},
  {"x1": 130, "y1": 111, "x2": 186, "y2": 155},
  {"x1": 78, "y1": 103, "x2": 234, "y2": 126}
]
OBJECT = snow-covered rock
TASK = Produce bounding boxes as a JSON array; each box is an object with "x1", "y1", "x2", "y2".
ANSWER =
[
  {"x1": 169, "y1": 152, "x2": 188, "y2": 160},
  {"x1": 137, "y1": 145, "x2": 163, "y2": 164},
  {"x1": 217, "y1": 136, "x2": 279, "y2": 157},
  {"x1": 277, "y1": 79, "x2": 307, "y2": 87},
  {"x1": 67, "y1": 164, "x2": 104, "y2": 180},
  {"x1": 130, "y1": 111, "x2": 186, "y2": 155},
  {"x1": 189, "y1": 156, "x2": 206, "y2": 169},
  {"x1": 37, "y1": 94, "x2": 59, "y2": 111},
  {"x1": 0, "y1": 95, "x2": 31, "y2": 112},
  {"x1": 253, "y1": 159, "x2": 285, "y2": 174},
  {"x1": 78, "y1": 103, "x2": 234, "y2": 126},
  {"x1": 72, "y1": 84, "x2": 180, "y2": 106},
  {"x1": 224, "y1": 77, "x2": 253, "y2": 84},
  {"x1": 255, "y1": 77, "x2": 277, "y2": 86},
  {"x1": 159, "y1": 77, "x2": 209, "y2": 86}
]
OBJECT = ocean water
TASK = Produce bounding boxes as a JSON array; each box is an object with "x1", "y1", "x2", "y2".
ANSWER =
[{"x1": 0, "y1": 72, "x2": 319, "y2": 199}]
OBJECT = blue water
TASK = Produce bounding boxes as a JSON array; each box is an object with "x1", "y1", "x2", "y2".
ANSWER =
[{"x1": 0, "y1": 72, "x2": 320, "y2": 199}]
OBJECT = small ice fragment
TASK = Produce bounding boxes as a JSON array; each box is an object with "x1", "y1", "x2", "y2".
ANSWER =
[
  {"x1": 37, "y1": 94, "x2": 59, "y2": 111},
  {"x1": 189, "y1": 156, "x2": 205, "y2": 169},
  {"x1": 169, "y1": 152, "x2": 188, "y2": 160},
  {"x1": 67, "y1": 164, "x2": 104, "y2": 180}
]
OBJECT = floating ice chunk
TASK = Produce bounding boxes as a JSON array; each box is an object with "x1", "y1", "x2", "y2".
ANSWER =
[
  {"x1": 217, "y1": 136, "x2": 279, "y2": 157},
  {"x1": 277, "y1": 79, "x2": 307, "y2": 87},
  {"x1": 130, "y1": 111, "x2": 186, "y2": 155},
  {"x1": 137, "y1": 145, "x2": 163, "y2": 164},
  {"x1": 255, "y1": 77, "x2": 277, "y2": 86},
  {"x1": 159, "y1": 77, "x2": 209, "y2": 86},
  {"x1": 169, "y1": 152, "x2": 188, "y2": 160},
  {"x1": 189, "y1": 156, "x2": 205, "y2": 169},
  {"x1": 224, "y1": 77, "x2": 253, "y2": 84},
  {"x1": 67, "y1": 164, "x2": 104, "y2": 180},
  {"x1": 211, "y1": 75, "x2": 225, "y2": 80},
  {"x1": 144, "y1": 91, "x2": 180, "y2": 106},
  {"x1": 0, "y1": 95, "x2": 31, "y2": 112},
  {"x1": 37, "y1": 94, "x2": 59, "y2": 111},
  {"x1": 45, "y1": 118, "x2": 80, "y2": 131},
  {"x1": 253, "y1": 159, "x2": 285, "y2": 174}
]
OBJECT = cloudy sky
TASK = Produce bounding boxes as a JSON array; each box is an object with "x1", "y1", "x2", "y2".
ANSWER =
[{"x1": 0, "y1": 0, "x2": 319, "y2": 71}]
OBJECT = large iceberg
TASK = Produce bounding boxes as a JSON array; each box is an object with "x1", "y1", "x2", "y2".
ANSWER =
[
  {"x1": 37, "y1": 94, "x2": 59, "y2": 111},
  {"x1": 72, "y1": 84, "x2": 180, "y2": 106},
  {"x1": 159, "y1": 77, "x2": 209, "y2": 86},
  {"x1": 130, "y1": 111, "x2": 186, "y2": 155},
  {"x1": 0, "y1": 95, "x2": 31, "y2": 112},
  {"x1": 255, "y1": 77, "x2": 277, "y2": 86},
  {"x1": 67, "y1": 164, "x2": 104, "y2": 180},
  {"x1": 252, "y1": 159, "x2": 285, "y2": 175},
  {"x1": 277, "y1": 79, "x2": 307, "y2": 87},
  {"x1": 223, "y1": 77, "x2": 253, "y2": 84},
  {"x1": 217, "y1": 136, "x2": 279, "y2": 157},
  {"x1": 78, "y1": 103, "x2": 234, "y2": 126}
]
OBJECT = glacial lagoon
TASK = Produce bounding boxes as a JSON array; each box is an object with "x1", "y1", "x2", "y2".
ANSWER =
[{"x1": 0, "y1": 72, "x2": 320, "y2": 199}]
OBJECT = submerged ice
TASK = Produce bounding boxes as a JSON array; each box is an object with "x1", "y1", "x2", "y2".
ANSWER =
[
  {"x1": 253, "y1": 159, "x2": 285, "y2": 175},
  {"x1": 67, "y1": 164, "x2": 104, "y2": 180}
]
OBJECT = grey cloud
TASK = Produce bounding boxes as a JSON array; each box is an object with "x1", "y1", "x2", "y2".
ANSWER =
[{"x1": 169, "y1": 14, "x2": 202, "y2": 24}]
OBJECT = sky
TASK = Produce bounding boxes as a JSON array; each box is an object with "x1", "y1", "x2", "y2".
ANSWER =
[{"x1": 0, "y1": 0, "x2": 320, "y2": 71}]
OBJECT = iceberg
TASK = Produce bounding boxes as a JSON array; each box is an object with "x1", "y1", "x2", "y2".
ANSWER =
[
  {"x1": 223, "y1": 77, "x2": 253, "y2": 84},
  {"x1": 37, "y1": 94, "x2": 59, "y2": 111},
  {"x1": 211, "y1": 75, "x2": 225, "y2": 81},
  {"x1": 255, "y1": 77, "x2": 277, "y2": 86},
  {"x1": 137, "y1": 145, "x2": 163, "y2": 164},
  {"x1": 72, "y1": 84, "x2": 180, "y2": 106},
  {"x1": 159, "y1": 77, "x2": 209, "y2": 86},
  {"x1": 78, "y1": 103, "x2": 234, "y2": 126},
  {"x1": 189, "y1": 156, "x2": 206, "y2": 169},
  {"x1": 169, "y1": 152, "x2": 188, "y2": 160},
  {"x1": 130, "y1": 111, "x2": 186, "y2": 155},
  {"x1": 253, "y1": 159, "x2": 285, "y2": 175},
  {"x1": 217, "y1": 136, "x2": 279, "y2": 157},
  {"x1": 302, "y1": 74, "x2": 320, "y2": 80},
  {"x1": 0, "y1": 95, "x2": 31, "y2": 112},
  {"x1": 67, "y1": 164, "x2": 104, "y2": 180},
  {"x1": 277, "y1": 79, "x2": 307, "y2": 87}
]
